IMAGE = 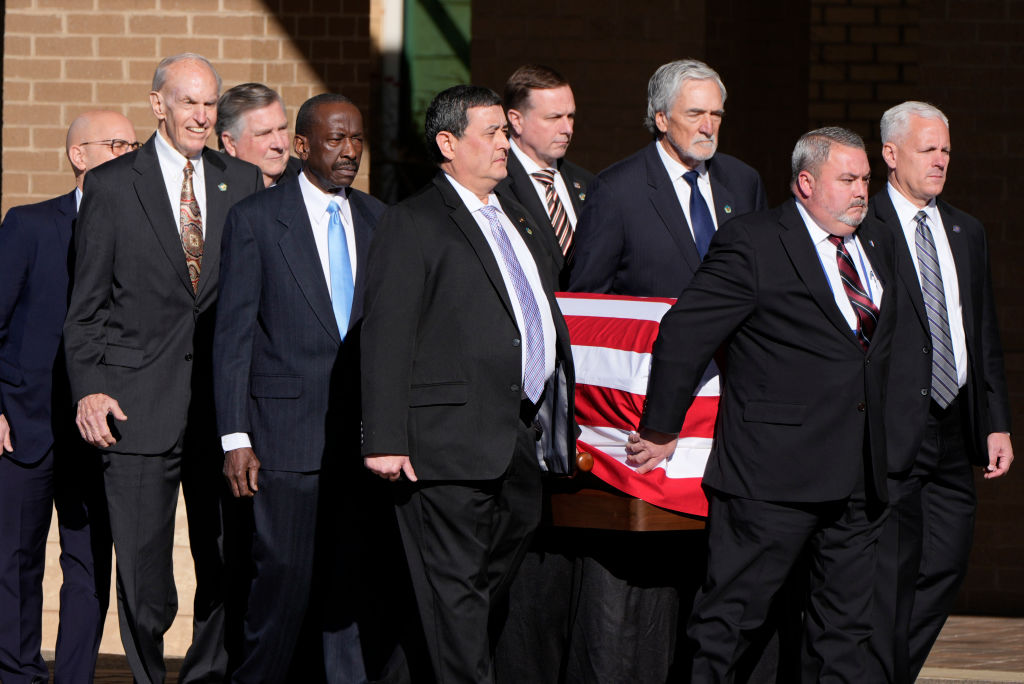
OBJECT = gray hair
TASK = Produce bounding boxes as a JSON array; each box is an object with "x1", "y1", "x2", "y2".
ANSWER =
[
  {"x1": 644, "y1": 59, "x2": 727, "y2": 134},
  {"x1": 215, "y1": 83, "x2": 285, "y2": 147},
  {"x1": 791, "y1": 126, "x2": 865, "y2": 184},
  {"x1": 880, "y1": 101, "x2": 949, "y2": 145},
  {"x1": 151, "y1": 53, "x2": 222, "y2": 94}
]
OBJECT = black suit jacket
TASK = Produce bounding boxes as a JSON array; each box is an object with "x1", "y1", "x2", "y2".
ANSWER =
[
  {"x1": 569, "y1": 141, "x2": 767, "y2": 297},
  {"x1": 865, "y1": 190, "x2": 1011, "y2": 472},
  {"x1": 360, "y1": 174, "x2": 577, "y2": 481},
  {"x1": 497, "y1": 151, "x2": 594, "y2": 283},
  {"x1": 0, "y1": 191, "x2": 76, "y2": 464},
  {"x1": 642, "y1": 199, "x2": 896, "y2": 503},
  {"x1": 64, "y1": 134, "x2": 263, "y2": 455},
  {"x1": 214, "y1": 179, "x2": 385, "y2": 472}
]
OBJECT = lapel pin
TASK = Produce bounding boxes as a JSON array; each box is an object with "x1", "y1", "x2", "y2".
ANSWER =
[
  {"x1": 724, "y1": 205, "x2": 733, "y2": 214},
  {"x1": 578, "y1": 192, "x2": 586, "y2": 201},
  {"x1": 953, "y1": 225, "x2": 961, "y2": 233},
  {"x1": 526, "y1": 227, "x2": 533, "y2": 235},
  {"x1": 869, "y1": 239, "x2": 875, "y2": 247},
  {"x1": 218, "y1": 182, "x2": 228, "y2": 192},
  {"x1": 573, "y1": 181, "x2": 582, "y2": 189}
]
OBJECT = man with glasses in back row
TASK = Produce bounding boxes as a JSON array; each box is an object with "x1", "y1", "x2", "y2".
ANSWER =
[{"x1": 0, "y1": 111, "x2": 136, "y2": 684}]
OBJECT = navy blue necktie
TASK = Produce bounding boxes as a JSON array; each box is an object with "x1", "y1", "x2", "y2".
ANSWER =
[{"x1": 683, "y1": 170, "x2": 716, "y2": 259}]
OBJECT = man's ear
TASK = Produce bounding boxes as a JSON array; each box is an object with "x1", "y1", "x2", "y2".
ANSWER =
[
  {"x1": 796, "y1": 170, "x2": 815, "y2": 199},
  {"x1": 293, "y1": 134, "x2": 309, "y2": 161},
  {"x1": 221, "y1": 132, "x2": 238, "y2": 157},
  {"x1": 507, "y1": 108, "x2": 524, "y2": 137},
  {"x1": 881, "y1": 142, "x2": 898, "y2": 171},
  {"x1": 149, "y1": 90, "x2": 165, "y2": 122},
  {"x1": 435, "y1": 130, "x2": 456, "y2": 162},
  {"x1": 654, "y1": 110, "x2": 670, "y2": 135}
]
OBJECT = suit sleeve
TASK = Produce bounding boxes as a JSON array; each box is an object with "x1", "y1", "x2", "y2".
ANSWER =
[
  {"x1": 63, "y1": 172, "x2": 118, "y2": 403},
  {"x1": 752, "y1": 170, "x2": 768, "y2": 212},
  {"x1": 568, "y1": 175, "x2": 621, "y2": 293},
  {"x1": 213, "y1": 203, "x2": 262, "y2": 439},
  {"x1": 976, "y1": 226, "x2": 1012, "y2": 434},
  {"x1": 360, "y1": 205, "x2": 425, "y2": 456},
  {"x1": 0, "y1": 208, "x2": 32, "y2": 417},
  {"x1": 642, "y1": 222, "x2": 758, "y2": 434}
]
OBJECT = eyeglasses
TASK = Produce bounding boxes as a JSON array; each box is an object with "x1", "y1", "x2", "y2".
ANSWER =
[{"x1": 80, "y1": 139, "x2": 142, "y2": 155}]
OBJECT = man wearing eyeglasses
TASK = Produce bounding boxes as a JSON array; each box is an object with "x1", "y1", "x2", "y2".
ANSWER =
[
  {"x1": 64, "y1": 53, "x2": 263, "y2": 684},
  {"x1": 0, "y1": 110, "x2": 135, "y2": 684}
]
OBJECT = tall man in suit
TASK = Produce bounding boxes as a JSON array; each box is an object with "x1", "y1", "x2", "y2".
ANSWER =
[
  {"x1": 865, "y1": 102, "x2": 1013, "y2": 684},
  {"x1": 627, "y1": 127, "x2": 894, "y2": 682},
  {"x1": 361, "y1": 85, "x2": 578, "y2": 684},
  {"x1": 216, "y1": 82, "x2": 300, "y2": 188},
  {"x1": 564, "y1": 59, "x2": 769, "y2": 682},
  {"x1": 569, "y1": 58, "x2": 766, "y2": 296},
  {"x1": 497, "y1": 64, "x2": 593, "y2": 284},
  {"x1": 64, "y1": 53, "x2": 263, "y2": 684},
  {"x1": 214, "y1": 93, "x2": 385, "y2": 683},
  {"x1": 1, "y1": 110, "x2": 135, "y2": 684}
]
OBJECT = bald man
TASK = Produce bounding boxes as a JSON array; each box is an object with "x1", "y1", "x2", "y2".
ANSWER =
[{"x1": 0, "y1": 111, "x2": 136, "y2": 684}]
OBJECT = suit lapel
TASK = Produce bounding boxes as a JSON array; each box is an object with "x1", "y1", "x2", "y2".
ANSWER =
[
  {"x1": 197, "y1": 149, "x2": 231, "y2": 300},
  {"x1": 938, "y1": 200, "x2": 974, "y2": 331},
  {"x1": 559, "y1": 161, "x2": 588, "y2": 216},
  {"x1": 706, "y1": 156, "x2": 738, "y2": 226},
  {"x1": 874, "y1": 191, "x2": 928, "y2": 331},
  {"x1": 777, "y1": 200, "x2": 862, "y2": 348},
  {"x1": 435, "y1": 175, "x2": 516, "y2": 321},
  {"x1": 506, "y1": 153, "x2": 554, "y2": 235},
  {"x1": 133, "y1": 136, "x2": 194, "y2": 295},
  {"x1": 644, "y1": 142, "x2": 701, "y2": 274},
  {"x1": 348, "y1": 190, "x2": 375, "y2": 324},
  {"x1": 277, "y1": 182, "x2": 341, "y2": 345}
]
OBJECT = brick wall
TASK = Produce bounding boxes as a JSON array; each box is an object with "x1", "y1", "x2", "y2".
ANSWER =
[{"x1": 2, "y1": 0, "x2": 375, "y2": 217}]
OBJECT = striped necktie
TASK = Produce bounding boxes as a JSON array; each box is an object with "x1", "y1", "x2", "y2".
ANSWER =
[
  {"x1": 480, "y1": 204, "x2": 546, "y2": 403},
  {"x1": 914, "y1": 210, "x2": 957, "y2": 408},
  {"x1": 530, "y1": 168, "x2": 573, "y2": 257},
  {"x1": 828, "y1": 235, "x2": 879, "y2": 351}
]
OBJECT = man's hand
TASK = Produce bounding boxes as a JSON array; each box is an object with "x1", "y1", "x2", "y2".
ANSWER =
[
  {"x1": 223, "y1": 447, "x2": 261, "y2": 498},
  {"x1": 76, "y1": 393, "x2": 127, "y2": 448},
  {"x1": 0, "y1": 414, "x2": 13, "y2": 453},
  {"x1": 364, "y1": 454, "x2": 418, "y2": 482},
  {"x1": 624, "y1": 428, "x2": 679, "y2": 475},
  {"x1": 984, "y1": 432, "x2": 1014, "y2": 480}
]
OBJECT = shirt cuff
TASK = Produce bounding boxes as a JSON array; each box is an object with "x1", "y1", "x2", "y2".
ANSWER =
[{"x1": 221, "y1": 432, "x2": 252, "y2": 452}]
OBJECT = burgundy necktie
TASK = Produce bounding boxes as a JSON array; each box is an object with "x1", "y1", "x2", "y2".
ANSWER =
[
  {"x1": 530, "y1": 168, "x2": 573, "y2": 257},
  {"x1": 829, "y1": 234, "x2": 878, "y2": 350}
]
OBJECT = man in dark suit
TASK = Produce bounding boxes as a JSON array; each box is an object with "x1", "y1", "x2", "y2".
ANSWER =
[
  {"x1": 63, "y1": 53, "x2": 263, "y2": 684},
  {"x1": 497, "y1": 64, "x2": 593, "y2": 285},
  {"x1": 865, "y1": 101, "x2": 1013, "y2": 684},
  {"x1": 0, "y1": 110, "x2": 135, "y2": 684},
  {"x1": 627, "y1": 127, "x2": 893, "y2": 682},
  {"x1": 214, "y1": 93, "x2": 385, "y2": 683},
  {"x1": 361, "y1": 85, "x2": 577, "y2": 684},
  {"x1": 216, "y1": 82, "x2": 301, "y2": 188},
  {"x1": 570, "y1": 58, "x2": 766, "y2": 296},
  {"x1": 564, "y1": 59, "x2": 769, "y2": 683}
]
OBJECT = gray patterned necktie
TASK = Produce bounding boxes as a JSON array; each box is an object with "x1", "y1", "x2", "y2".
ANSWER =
[{"x1": 914, "y1": 210, "x2": 957, "y2": 408}]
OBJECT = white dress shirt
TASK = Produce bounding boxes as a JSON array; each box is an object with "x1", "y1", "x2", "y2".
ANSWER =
[
  {"x1": 655, "y1": 139, "x2": 719, "y2": 239},
  {"x1": 153, "y1": 130, "x2": 207, "y2": 236},
  {"x1": 795, "y1": 201, "x2": 884, "y2": 333},
  {"x1": 75, "y1": 187, "x2": 83, "y2": 212},
  {"x1": 887, "y1": 183, "x2": 967, "y2": 387},
  {"x1": 221, "y1": 171, "x2": 360, "y2": 453},
  {"x1": 509, "y1": 139, "x2": 579, "y2": 228},
  {"x1": 445, "y1": 174, "x2": 557, "y2": 386}
]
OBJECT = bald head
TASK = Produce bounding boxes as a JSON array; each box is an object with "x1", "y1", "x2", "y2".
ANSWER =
[{"x1": 67, "y1": 110, "x2": 138, "y2": 190}]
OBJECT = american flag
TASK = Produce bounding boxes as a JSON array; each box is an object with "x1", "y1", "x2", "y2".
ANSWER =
[{"x1": 556, "y1": 292, "x2": 720, "y2": 517}]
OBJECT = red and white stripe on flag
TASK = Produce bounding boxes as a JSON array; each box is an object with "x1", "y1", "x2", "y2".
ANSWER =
[{"x1": 556, "y1": 292, "x2": 718, "y2": 517}]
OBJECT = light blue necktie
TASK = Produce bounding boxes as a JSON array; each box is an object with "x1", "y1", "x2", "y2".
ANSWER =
[
  {"x1": 480, "y1": 204, "x2": 546, "y2": 403},
  {"x1": 914, "y1": 210, "x2": 957, "y2": 408},
  {"x1": 326, "y1": 198, "x2": 354, "y2": 338},
  {"x1": 683, "y1": 170, "x2": 716, "y2": 259}
]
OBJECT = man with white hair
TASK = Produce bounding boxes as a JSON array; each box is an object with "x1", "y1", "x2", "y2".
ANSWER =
[
  {"x1": 865, "y1": 101, "x2": 1013, "y2": 684},
  {"x1": 1, "y1": 109, "x2": 135, "y2": 684},
  {"x1": 216, "y1": 82, "x2": 300, "y2": 188}
]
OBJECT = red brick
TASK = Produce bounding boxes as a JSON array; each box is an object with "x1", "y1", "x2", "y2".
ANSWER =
[
  {"x1": 849, "y1": 64, "x2": 901, "y2": 81},
  {"x1": 128, "y1": 15, "x2": 190, "y2": 34},
  {"x1": 3, "y1": 150, "x2": 63, "y2": 173},
  {"x1": 822, "y1": 82, "x2": 873, "y2": 100},
  {"x1": 156, "y1": 38, "x2": 221, "y2": 60},
  {"x1": 66, "y1": 59, "x2": 126, "y2": 81},
  {"x1": 32, "y1": 172, "x2": 76, "y2": 196},
  {"x1": 67, "y1": 13, "x2": 128, "y2": 34},
  {"x1": 199, "y1": 15, "x2": 266, "y2": 36},
  {"x1": 4, "y1": 127, "x2": 32, "y2": 149},
  {"x1": 4, "y1": 58, "x2": 62, "y2": 79},
  {"x1": 810, "y1": 24, "x2": 846, "y2": 43},
  {"x1": 879, "y1": 7, "x2": 919, "y2": 24},
  {"x1": 850, "y1": 26, "x2": 900, "y2": 43},
  {"x1": 32, "y1": 126, "x2": 68, "y2": 150},
  {"x1": 823, "y1": 6, "x2": 876, "y2": 24},
  {"x1": 98, "y1": 37, "x2": 157, "y2": 58},
  {"x1": 5, "y1": 104, "x2": 62, "y2": 126},
  {"x1": 822, "y1": 44, "x2": 874, "y2": 62},
  {"x1": 34, "y1": 81, "x2": 94, "y2": 103},
  {"x1": 4, "y1": 81, "x2": 32, "y2": 101},
  {"x1": 877, "y1": 45, "x2": 917, "y2": 63},
  {"x1": 4, "y1": 11, "x2": 63, "y2": 33}
]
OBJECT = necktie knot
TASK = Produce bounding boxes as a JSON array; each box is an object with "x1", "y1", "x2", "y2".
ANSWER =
[
  {"x1": 480, "y1": 204, "x2": 499, "y2": 220},
  {"x1": 828, "y1": 234, "x2": 844, "y2": 249},
  {"x1": 183, "y1": 160, "x2": 194, "y2": 178},
  {"x1": 682, "y1": 169, "x2": 700, "y2": 187},
  {"x1": 531, "y1": 169, "x2": 556, "y2": 186},
  {"x1": 327, "y1": 197, "x2": 341, "y2": 216},
  {"x1": 914, "y1": 209, "x2": 928, "y2": 227}
]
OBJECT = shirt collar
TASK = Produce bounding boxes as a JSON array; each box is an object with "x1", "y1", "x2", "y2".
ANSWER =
[
  {"x1": 886, "y1": 181, "x2": 938, "y2": 227},
  {"x1": 445, "y1": 173, "x2": 500, "y2": 215},
  {"x1": 299, "y1": 170, "x2": 348, "y2": 219},
  {"x1": 795, "y1": 198, "x2": 849, "y2": 247},
  {"x1": 510, "y1": 139, "x2": 551, "y2": 175},
  {"x1": 655, "y1": 138, "x2": 707, "y2": 180},
  {"x1": 154, "y1": 129, "x2": 204, "y2": 171}
]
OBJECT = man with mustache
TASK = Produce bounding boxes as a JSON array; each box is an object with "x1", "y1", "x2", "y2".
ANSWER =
[
  {"x1": 864, "y1": 102, "x2": 1013, "y2": 683},
  {"x1": 216, "y1": 82, "x2": 302, "y2": 188},
  {"x1": 564, "y1": 59, "x2": 769, "y2": 681},
  {"x1": 63, "y1": 53, "x2": 263, "y2": 683},
  {"x1": 626, "y1": 127, "x2": 894, "y2": 681},
  {"x1": 214, "y1": 93, "x2": 386, "y2": 682},
  {"x1": 361, "y1": 85, "x2": 578, "y2": 684}
]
